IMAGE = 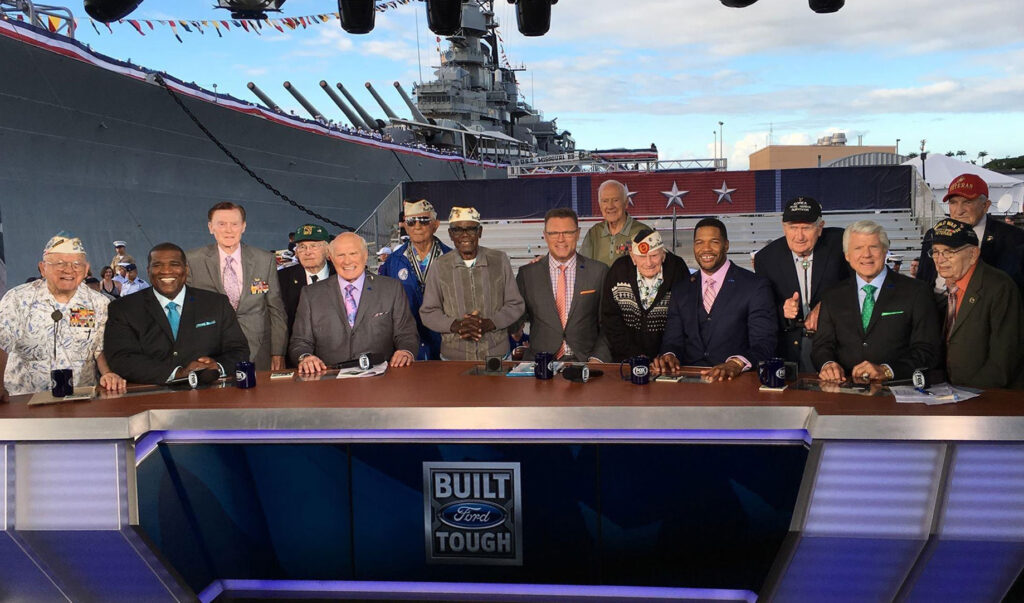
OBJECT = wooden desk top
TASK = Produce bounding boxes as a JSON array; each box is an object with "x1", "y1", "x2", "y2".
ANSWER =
[{"x1": 0, "y1": 362, "x2": 1020, "y2": 442}]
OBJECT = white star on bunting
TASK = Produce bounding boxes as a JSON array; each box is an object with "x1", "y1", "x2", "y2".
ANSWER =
[
  {"x1": 623, "y1": 184, "x2": 639, "y2": 206},
  {"x1": 661, "y1": 181, "x2": 688, "y2": 209},
  {"x1": 713, "y1": 181, "x2": 737, "y2": 204}
]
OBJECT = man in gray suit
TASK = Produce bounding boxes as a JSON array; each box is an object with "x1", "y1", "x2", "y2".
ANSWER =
[
  {"x1": 186, "y1": 202, "x2": 288, "y2": 371},
  {"x1": 289, "y1": 233, "x2": 418, "y2": 373},
  {"x1": 512, "y1": 208, "x2": 610, "y2": 362}
]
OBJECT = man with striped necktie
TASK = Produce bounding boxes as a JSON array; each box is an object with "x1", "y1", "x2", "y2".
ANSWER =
[
  {"x1": 654, "y1": 218, "x2": 777, "y2": 381},
  {"x1": 812, "y1": 221, "x2": 941, "y2": 384}
]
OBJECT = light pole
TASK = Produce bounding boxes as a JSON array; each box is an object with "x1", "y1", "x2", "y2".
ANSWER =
[
  {"x1": 718, "y1": 121, "x2": 724, "y2": 169},
  {"x1": 713, "y1": 130, "x2": 717, "y2": 165},
  {"x1": 896, "y1": 138, "x2": 900, "y2": 156}
]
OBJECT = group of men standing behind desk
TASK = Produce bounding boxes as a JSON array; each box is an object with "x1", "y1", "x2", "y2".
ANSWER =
[{"x1": 1, "y1": 171, "x2": 1022, "y2": 399}]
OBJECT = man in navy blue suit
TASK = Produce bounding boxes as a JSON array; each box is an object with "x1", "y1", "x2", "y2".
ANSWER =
[{"x1": 653, "y1": 218, "x2": 777, "y2": 381}]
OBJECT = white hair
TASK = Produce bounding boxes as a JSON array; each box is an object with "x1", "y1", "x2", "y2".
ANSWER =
[
  {"x1": 597, "y1": 179, "x2": 627, "y2": 201},
  {"x1": 842, "y1": 220, "x2": 890, "y2": 253}
]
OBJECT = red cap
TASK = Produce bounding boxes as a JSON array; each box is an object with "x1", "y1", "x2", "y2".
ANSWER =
[{"x1": 942, "y1": 173, "x2": 989, "y2": 203}]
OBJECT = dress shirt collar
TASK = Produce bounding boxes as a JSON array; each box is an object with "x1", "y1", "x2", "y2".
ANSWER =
[
  {"x1": 548, "y1": 253, "x2": 577, "y2": 272},
  {"x1": 218, "y1": 245, "x2": 243, "y2": 271},
  {"x1": 306, "y1": 263, "x2": 330, "y2": 284},
  {"x1": 153, "y1": 286, "x2": 187, "y2": 312},
  {"x1": 856, "y1": 267, "x2": 888, "y2": 296},
  {"x1": 337, "y1": 271, "x2": 366, "y2": 293},
  {"x1": 700, "y1": 259, "x2": 732, "y2": 289}
]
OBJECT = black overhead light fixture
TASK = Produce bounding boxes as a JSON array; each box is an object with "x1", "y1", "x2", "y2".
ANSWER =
[
  {"x1": 426, "y1": 0, "x2": 463, "y2": 36},
  {"x1": 508, "y1": 0, "x2": 557, "y2": 37},
  {"x1": 214, "y1": 1, "x2": 288, "y2": 20},
  {"x1": 720, "y1": 0, "x2": 759, "y2": 7},
  {"x1": 83, "y1": 0, "x2": 144, "y2": 22},
  {"x1": 338, "y1": 0, "x2": 376, "y2": 34},
  {"x1": 809, "y1": 0, "x2": 844, "y2": 13}
]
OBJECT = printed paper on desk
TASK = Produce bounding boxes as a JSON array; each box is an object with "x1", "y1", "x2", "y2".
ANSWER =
[{"x1": 336, "y1": 361, "x2": 388, "y2": 379}]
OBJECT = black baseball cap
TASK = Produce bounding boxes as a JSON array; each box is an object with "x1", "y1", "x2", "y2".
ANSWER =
[{"x1": 783, "y1": 196, "x2": 822, "y2": 223}]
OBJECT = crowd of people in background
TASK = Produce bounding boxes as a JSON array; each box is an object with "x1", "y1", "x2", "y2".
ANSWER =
[{"x1": 1, "y1": 172, "x2": 1022, "y2": 402}]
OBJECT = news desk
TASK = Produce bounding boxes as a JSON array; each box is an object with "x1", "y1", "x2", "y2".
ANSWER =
[{"x1": 1, "y1": 362, "x2": 1022, "y2": 602}]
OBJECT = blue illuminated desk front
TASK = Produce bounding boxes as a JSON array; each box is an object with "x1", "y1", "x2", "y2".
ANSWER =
[{"x1": 0, "y1": 362, "x2": 1022, "y2": 602}]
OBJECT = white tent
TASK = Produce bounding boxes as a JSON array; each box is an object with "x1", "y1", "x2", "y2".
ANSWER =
[{"x1": 903, "y1": 154, "x2": 1023, "y2": 214}]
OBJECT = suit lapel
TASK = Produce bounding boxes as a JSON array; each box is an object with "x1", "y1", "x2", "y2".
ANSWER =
[
  {"x1": 536, "y1": 255, "x2": 558, "y2": 314},
  {"x1": 143, "y1": 289, "x2": 175, "y2": 343},
  {"x1": 177, "y1": 288, "x2": 198, "y2": 345},
  {"x1": 809, "y1": 245, "x2": 830, "y2": 302},
  {"x1": 204, "y1": 246, "x2": 225, "y2": 294},
  {"x1": 950, "y1": 265, "x2": 982, "y2": 339},
  {"x1": 353, "y1": 274, "x2": 373, "y2": 329},
  {"x1": 329, "y1": 277, "x2": 350, "y2": 332}
]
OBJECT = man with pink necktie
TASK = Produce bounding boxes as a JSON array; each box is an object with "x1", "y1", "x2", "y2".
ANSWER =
[
  {"x1": 511, "y1": 208, "x2": 610, "y2": 363},
  {"x1": 653, "y1": 218, "x2": 777, "y2": 381},
  {"x1": 186, "y1": 202, "x2": 288, "y2": 371}
]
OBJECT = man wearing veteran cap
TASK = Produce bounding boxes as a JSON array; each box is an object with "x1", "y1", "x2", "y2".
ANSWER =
[
  {"x1": 813, "y1": 221, "x2": 941, "y2": 383},
  {"x1": 917, "y1": 173, "x2": 1024, "y2": 297},
  {"x1": 109, "y1": 240, "x2": 135, "y2": 272},
  {"x1": 420, "y1": 207, "x2": 524, "y2": 360},
  {"x1": 0, "y1": 234, "x2": 126, "y2": 401},
  {"x1": 601, "y1": 228, "x2": 690, "y2": 361},
  {"x1": 512, "y1": 208, "x2": 610, "y2": 363},
  {"x1": 277, "y1": 223, "x2": 335, "y2": 338},
  {"x1": 755, "y1": 196, "x2": 849, "y2": 373},
  {"x1": 379, "y1": 199, "x2": 451, "y2": 360},
  {"x1": 930, "y1": 218, "x2": 1024, "y2": 389},
  {"x1": 654, "y1": 218, "x2": 777, "y2": 381},
  {"x1": 580, "y1": 180, "x2": 651, "y2": 267}
]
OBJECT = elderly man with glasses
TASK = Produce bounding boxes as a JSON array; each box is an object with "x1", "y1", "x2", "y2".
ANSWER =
[
  {"x1": 278, "y1": 223, "x2": 335, "y2": 341},
  {"x1": 379, "y1": 200, "x2": 451, "y2": 360},
  {"x1": 0, "y1": 233, "x2": 126, "y2": 401},
  {"x1": 929, "y1": 218, "x2": 1024, "y2": 389},
  {"x1": 420, "y1": 207, "x2": 524, "y2": 361}
]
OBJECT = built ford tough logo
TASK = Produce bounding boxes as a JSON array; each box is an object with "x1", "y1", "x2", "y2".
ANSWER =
[{"x1": 423, "y1": 462, "x2": 522, "y2": 565}]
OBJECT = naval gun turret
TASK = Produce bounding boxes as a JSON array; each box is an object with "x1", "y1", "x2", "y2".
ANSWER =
[
  {"x1": 319, "y1": 80, "x2": 371, "y2": 131},
  {"x1": 393, "y1": 82, "x2": 432, "y2": 125},
  {"x1": 282, "y1": 81, "x2": 324, "y2": 122},
  {"x1": 336, "y1": 82, "x2": 384, "y2": 130},
  {"x1": 364, "y1": 82, "x2": 399, "y2": 120}
]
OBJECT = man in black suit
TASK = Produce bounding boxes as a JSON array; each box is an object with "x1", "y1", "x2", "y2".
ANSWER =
[
  {"x1": 277, "y1": 223, "x2": 335, "y2": 338},
  {"x1": 916, "y1": 173, "x2": 1024, "y2": 296},
  {"x1": 755, "y1": 197, "x2": 850, "y2": 373},
  {"x1": 104, "y1": 243, "x2": 250, "y2": 385},
  {"x1": 813, "y1": 221, "x2": 941, "y2": 383},
  {"x1": 653, "y1": 218, "x2": 777, "y2": 381}
]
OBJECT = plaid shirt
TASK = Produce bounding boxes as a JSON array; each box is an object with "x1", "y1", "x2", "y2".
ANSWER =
[{"x1": 549, "y1": 254, "x2": 578, "y2": 356}]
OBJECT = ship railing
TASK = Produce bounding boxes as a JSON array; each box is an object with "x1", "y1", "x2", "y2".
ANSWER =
[
  {"x1": 1, "y1": 0, "x2": 76, "y2": 37},
  {"x1": 355, "y1": 184, "x2": 406, "y2": 255},
  {"x1": 508, "y1": 157, "x2": 726, "y2": 177}
]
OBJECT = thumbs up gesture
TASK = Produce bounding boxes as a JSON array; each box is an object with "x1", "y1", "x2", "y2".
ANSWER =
[{"x1": 783, "y1": 291, "x2": 800, "y2": 319}]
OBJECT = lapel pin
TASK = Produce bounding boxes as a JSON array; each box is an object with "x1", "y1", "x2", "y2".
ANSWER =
[{"x1": 969, "y1": 296, "x2": 976, "y2": 304}]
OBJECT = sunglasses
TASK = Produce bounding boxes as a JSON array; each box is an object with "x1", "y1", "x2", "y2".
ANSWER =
[{"x1": 405, "y1": 217, "x2": 433, "y2": 226}]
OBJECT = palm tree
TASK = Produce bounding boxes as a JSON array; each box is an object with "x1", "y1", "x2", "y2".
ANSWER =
[
  {"x1": 955, "y1": 150, "x2": 967, "y2": 159},
  {"x1": 946, "y1": 151, "x2": 955, "y2": 157},
  {"x1": 978, "y1": 150, "x2": 989, "y2": 165},
  {"x1": 907, "y1": 152, "x2": 919, "y2": 159}
]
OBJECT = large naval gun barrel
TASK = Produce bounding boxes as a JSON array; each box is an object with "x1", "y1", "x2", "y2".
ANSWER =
[
  {"x1": 282, "y1": 82, "x2": 324, "y2": 122},
  {"x1": 319, "y1": 80, "x2": 370, "y2": 131},
  {"x1": 336, "y1": 82, "x2": 383, "y2": 130},
  {"x1": 246, "y1": 82, "x2": 282, "y2": 113},
  {"x1": 393, "y1": 81, "x2": 431, "y2": 124},
  {"x1": 364, "y1": 82, "x2": 398, "y2": 120}
]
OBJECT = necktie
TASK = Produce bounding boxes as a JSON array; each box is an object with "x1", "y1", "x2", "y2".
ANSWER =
[
  {"x1": 703, "y1": 279, "x2": 718, "y2": 314},
  {"x1": 555, "y1": 264, "x2": 568, "y2": 359},
  {"x1": 310, "y1": 275, "x2": 319, "y2": 283},
  {"x1": 166, "y1": 302, "x2": 180, "y2": 339},
  {"x1": 801, "y1": 258, "x2": 811, "y2": 316},
  {"x1": 343, "y1": 284, "x2": 357, "y2": 327},
  {"x1": 944, "y1": 285, "x2": 958, "y2": 340},
  {"x1": 861, "y1": 284, "x2": 877, "y2": 331},
  {"x1": 223, "y1": 256, "x2": 240, "y2": 310}
]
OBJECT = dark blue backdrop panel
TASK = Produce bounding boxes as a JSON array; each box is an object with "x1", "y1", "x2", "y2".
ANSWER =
[
  {"x1": 402, "y1": 176, "x2": 593, "y2": 221},
  {"x1": 775, "y1": 165, "x2": 912, "y2": 212},
  {"x1": 137, "y1": 441, "x2": 807, "y2": 594}
]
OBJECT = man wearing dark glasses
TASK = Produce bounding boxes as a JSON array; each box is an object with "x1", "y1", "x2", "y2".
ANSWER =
[{"x1": 379, "y1": 200, "x2": 451, "y2": 360}]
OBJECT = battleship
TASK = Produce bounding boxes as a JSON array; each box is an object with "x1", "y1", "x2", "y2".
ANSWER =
[{"x1": 0, "y1": 0, "x2": 590, "y2": 286}]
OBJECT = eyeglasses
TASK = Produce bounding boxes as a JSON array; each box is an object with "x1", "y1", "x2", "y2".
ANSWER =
[
  {"x1": 449, "y1": 226, "x2": 480, "y2": 236},
  {"x1": 405, "y1": 217, "x2": 434, "y2": 226},
  {"x1": 544, "y1": 229, "x2": 579, "y2": 239},
  {"x1": 294, "y1": 242, "x2": 326, "y2": 252},
  {"x1": 927, "y1": 246, "x2": 970, "y2": 260},
  {"x1": 44, "y1": 260, "x2": 86, "y2": 271}
]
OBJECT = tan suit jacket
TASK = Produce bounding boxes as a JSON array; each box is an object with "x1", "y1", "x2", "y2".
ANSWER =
[{"x1": 186, "y1": 243, "x2": 287, "y2": 370}]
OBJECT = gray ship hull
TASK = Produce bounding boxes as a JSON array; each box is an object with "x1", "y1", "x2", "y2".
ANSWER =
[{"x1": 0, "y1": 19, "x2": 505, "y2": 285}]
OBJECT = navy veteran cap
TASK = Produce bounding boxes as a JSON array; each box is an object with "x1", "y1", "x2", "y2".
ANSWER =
[
  {"x1": 294, "y1": 224, "x2": 331, "y2": 243},
  {"x1": 931, "y1": 218, "x2": 979, "y2": 247},
  {"x1": 783, "y1": 196, "x2": 822, "y2": 223}
]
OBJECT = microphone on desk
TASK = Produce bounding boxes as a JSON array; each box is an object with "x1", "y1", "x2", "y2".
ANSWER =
[
  {"x1": 562, "y1": 364, "x2": 603, "y2": 383},
  {"x1": 333, "y1": 353, "x2": 386, "y2": 371},
  {"x1": 51, "y1": 309, "x2": 62, "y2": 361}
]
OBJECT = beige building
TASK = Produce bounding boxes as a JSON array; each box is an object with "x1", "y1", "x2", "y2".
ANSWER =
[{"x1": 750, "y1": 144, "x2": 896, "y2": 170}]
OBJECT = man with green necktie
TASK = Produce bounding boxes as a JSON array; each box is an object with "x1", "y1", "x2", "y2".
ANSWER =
[{"x1": 812, "y1": 221, "x2": 942, "y2": 383}]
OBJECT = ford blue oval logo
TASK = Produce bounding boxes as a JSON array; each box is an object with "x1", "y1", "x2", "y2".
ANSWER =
[{"x1": 437, "y1": 500, "x2": 507, "y2": 530}]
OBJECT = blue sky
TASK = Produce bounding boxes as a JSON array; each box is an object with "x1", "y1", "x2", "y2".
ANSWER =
[{"x1": 71, "y1": 0, "x2": 1024, "y2": 169}]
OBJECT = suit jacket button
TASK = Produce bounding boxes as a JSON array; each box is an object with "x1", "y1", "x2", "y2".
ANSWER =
[
  {"x1": 862, "y1": 342, "x2": 868, "y2": 347},
  {"x1": 173, "y1": 351, "x2": 178, "y2": 356}
]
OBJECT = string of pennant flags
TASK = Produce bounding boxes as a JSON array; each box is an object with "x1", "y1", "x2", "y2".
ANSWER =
[{"x1": 5, "y1": 0, "x2": 514, "y2": 68}]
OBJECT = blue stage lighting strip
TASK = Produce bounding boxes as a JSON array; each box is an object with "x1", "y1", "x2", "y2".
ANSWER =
[
  {"x1": 135, "y1": 428, "x2": 810, "y2": 464},
  {"x1": 197, "y1": 578, "x2": 758, "y2": 602}
]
